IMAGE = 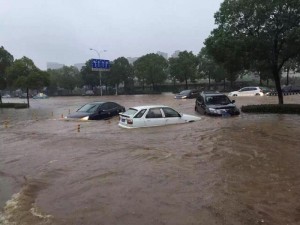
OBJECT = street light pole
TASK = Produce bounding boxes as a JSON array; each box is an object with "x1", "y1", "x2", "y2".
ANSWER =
[{"x1": 90, "y1": 48, "x2": 106, "y2": 96}]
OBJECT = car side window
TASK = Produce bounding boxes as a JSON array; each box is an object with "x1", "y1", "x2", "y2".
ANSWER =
[
  {"x1": 134, "y1": 109, "x2": 146, "y2": 118},
  {"x1": 146, "y1": 108, "x2": 163, "y2": 118},
  {"x1": 162, "y1": 107, "x2": 180, "y2": 117},
  {"x1": 100, "y1": 103, "x2": 110, "y2": 111},
  {"x1": 108, "y1": 102, "x2": 117, "y2": 109},
  {"x1": 197, "y1": 96, "x2": 204, "y2": 104}
]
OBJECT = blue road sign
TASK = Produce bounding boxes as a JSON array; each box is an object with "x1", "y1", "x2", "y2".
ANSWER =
[{"x1": 91, "y1": 59, "x2": 110, "y2": 71}]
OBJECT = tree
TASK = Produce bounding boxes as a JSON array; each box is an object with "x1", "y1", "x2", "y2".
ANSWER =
[
  {"x1": 169, "y1": 51, "x2": 197, "y2": 89},
  {"x1": 108, "y1": 57, "x2": 134, "y2": 94},
  {"x1": 80, "y1": 60, "x2": 99, "y2": 89},
  {"x1": 134, "y1": 54, "x2": 168, "y2": 91},
  {"x1": 197, "y1": 47, "x2": 226, "y2": 89},
  {"x1": 0, "y1": 46, "x2": 14, "y2": 103},
  {"x1": 283, "y1": 58, "x2": 298, "y2": 85},
  {"x1": 6, "y1": 56, "x2": 49, "y2": 107},
  {"x1": 0, "y1": 46, "x2": 14, "y2": 75},
  {"x1": 206, "y1": 0, "x2": 300, "y2": 104}
]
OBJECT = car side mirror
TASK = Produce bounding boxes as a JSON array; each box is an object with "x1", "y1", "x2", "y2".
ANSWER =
[{"x1": 231, "y1": 100, "x2": 235, "y2": 103}]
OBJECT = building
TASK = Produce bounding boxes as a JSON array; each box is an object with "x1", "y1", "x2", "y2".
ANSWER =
[
  {"x1": 171, "y1": 50, "x2": 180, "y2": 58},
  {"x1": 74, "y1": 63, "x2": 85, "y2": 71},
  {"x1": 47, "y1": 62, "x2": 64, "y2": 70},
  {"x1": 127, "y1": 57, "x2": 139, "y2": 65},
  {"x1": 156, "y1": 51, "x2": 168, "y2": 59}
]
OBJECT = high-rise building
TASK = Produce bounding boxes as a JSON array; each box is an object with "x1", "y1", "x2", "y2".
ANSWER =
[
  {"x1": 74, "y1": 63, "x2": 85, "y2": 71},
  {"x1": 171, "y1": 50, "x2": 180, "y2": 58},
  {"x1": 156, "y1": 51, "x2": 168, "y2": 59},
  {"x1": 47, "y1": 62, "x2": 64, "y2": 70},
  {"x1": 127, "y1": 57, "x2": 139, "y2": 65}
]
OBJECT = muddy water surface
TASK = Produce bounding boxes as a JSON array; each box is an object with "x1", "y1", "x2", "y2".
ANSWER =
[{"x1": 1, "y1": 94, "x2": 300, "y2": 225}]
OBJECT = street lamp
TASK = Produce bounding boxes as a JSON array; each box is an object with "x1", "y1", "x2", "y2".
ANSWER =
[{"x1": 89, "y1": 48, "x2": 107, "y2": 96}]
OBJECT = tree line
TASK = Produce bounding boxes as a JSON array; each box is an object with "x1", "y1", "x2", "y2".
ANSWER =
[{"x1": 1, "y1": 0, "x2": 300, "y2": 104}]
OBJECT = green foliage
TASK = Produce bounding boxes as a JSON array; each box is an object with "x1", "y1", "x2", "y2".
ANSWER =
[
  {"x1": 0, "y1": 46, "x2": 14, "y2": 75},
  {"x1": 80, "y1": 60, "x2": 99, "y2": 88},
  {"x1": 241, "y1": 104, "x2": 300, "y2": 114},
  {"x1": 3, "y1": 55, "x2": 49, "y2": 107},
  {"x1": 198, "y1": 47, "x2": 226, "y2": 84},
  {"x1": 169, "y1": 51, "x2": 197, "y2": 89},
  {"x1": 134, "y1": 53, "x2": 168, "y2": 90},
  {"x1": 107, "y1": 57, "x2": 134, "y2": 92},
  {"x1": 206, "y1": 0, "x2": 300, "y2": 104}
]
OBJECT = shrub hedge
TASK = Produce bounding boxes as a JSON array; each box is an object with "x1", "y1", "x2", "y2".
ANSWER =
[
  {"x1": 241, "y1": 104, "x2": 300, "y2": 114},
  {"x1": 0, "y1": 103, "x2": 28, "y2": 109}
]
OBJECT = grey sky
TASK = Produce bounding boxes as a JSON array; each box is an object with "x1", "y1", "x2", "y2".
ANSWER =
[{"x1": 0, "y1": 0, "x2": 223, "y2": 70}]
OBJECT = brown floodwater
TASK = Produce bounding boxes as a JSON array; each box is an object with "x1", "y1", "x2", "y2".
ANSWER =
[{"x1": 1, "y1": 94, "x2": 300, "y2": 225}]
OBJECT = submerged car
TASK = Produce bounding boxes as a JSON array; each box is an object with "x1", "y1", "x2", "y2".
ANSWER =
[
  {"x1": 2, "y1": 94, "x2": 11, "y2": 98},
  {"x1": 33, "y1": 93, "x2": 48, "y2": 99},
  {"x1": 118, "y1": 105, "x2": 201, "y2": 128},
  {"x1": 195, "y1": 91, "x2": 240, "y2": 116},
  {"x1": 174, "y1": 89, "x2": 200, "y2": 99},
  {"x1": 67, "y1": 101, "x2": 125, "y2": 120},
  {"x1": 228, "y1": 87, "x2": 264, "y2": 96}
]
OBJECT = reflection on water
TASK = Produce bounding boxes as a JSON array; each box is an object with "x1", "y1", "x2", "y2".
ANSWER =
[{"x1": 1, "y1": 94, "x2": 300, "y2": 225}]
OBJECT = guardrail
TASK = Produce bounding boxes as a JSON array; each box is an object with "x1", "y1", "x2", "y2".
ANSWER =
[{"x1": 267, "y1": 91, "x2": 300, "y2": 96}]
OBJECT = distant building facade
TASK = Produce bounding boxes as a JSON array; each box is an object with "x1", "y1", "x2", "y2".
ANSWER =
[
  {"x1": 156, "y1": 51, "x2": 168, "y2": 59},
  {"x1": 74, "y1": 63, "x2": 85, "y2": 71},
  {"x1": 47, "y1": 62, "x2": 64, "y2": 70},
  {"x1": 127, "y1": 57, "x2": 139, "y2": 65},
  {"x1": 171, "y1": 50, "x2": 180, "y2": 58}
]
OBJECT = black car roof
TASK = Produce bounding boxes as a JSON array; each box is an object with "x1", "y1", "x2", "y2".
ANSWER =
[{"x1": 200, "y1": 91, "x2": 225, "y2": 97}]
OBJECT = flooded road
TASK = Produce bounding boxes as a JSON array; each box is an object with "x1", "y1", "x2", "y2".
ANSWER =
[{"x1": 1, "y1": 94, "x2": 300, "y2": 225}]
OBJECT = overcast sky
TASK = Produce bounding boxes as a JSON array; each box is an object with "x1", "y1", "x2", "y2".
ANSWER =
[{"x1": 0, "y1": 0, "x2": 223, "y2": 70}]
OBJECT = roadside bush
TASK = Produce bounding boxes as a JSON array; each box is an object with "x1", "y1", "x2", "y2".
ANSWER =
[
  {"x1": 241, "y1": 104, "x2": 300, "y2": 114},
  {"x1": 0, "y1": 103, "x2": 28, "y2": 109}
]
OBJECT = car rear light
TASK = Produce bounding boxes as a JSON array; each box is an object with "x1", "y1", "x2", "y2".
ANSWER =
[{"x1": 127, "y1": 119, "x2": 133, "y2": 124}]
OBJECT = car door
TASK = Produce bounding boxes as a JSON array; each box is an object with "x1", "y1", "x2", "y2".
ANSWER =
[
  {"x1": 238, "y1": 87, "x2": 249, "y2": 96},
  {"x1": 162, "y1": 107, "x2": 183, "y2": 125},
  {"x1": 144, "y1": 108, "x2": 166, "y2": 127},
  {"x1": 107, "y1": 102, "x2": 121, "y2": 117},
  {"x1": 97, "y1": 103, "x2": 111, "y2": 119},
  {"x1": 196, "y1": 96, "x2": 206, "y2": 114}
]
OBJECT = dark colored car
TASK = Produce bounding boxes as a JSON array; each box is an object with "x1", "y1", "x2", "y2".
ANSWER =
[
  {"x1": 174, "y1": 90, "x2": 200, "y2": 99},
  {"x1": 282, "y1": 85, "x2": 300, "y2": 93},
  {"x1": 195, "y1": 91, "x2": 240, "y2": 116},
  {"x1": 67, "y1": 101, "x2": 125, "y2": 120}
]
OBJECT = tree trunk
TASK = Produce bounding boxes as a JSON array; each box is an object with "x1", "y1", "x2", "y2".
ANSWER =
[
  {"x1": 286, "y1": 68, "x2": 290, "y2": 85},
  {"x1": 273, "y1": 68, "x2": 283, "y2": 104},
  {"x1": 223, "y1": 77, "x2": 226, "y2": 90},
  {"x1": 26, "y1": 87, "x2": 30, "y2": 108},
  {"x1": 208, "y1": 74, "x2": 211, "y2": 90}
]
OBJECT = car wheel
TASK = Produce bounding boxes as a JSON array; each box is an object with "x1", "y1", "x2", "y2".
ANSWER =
[{"x1": 255, "y1": 93, "x2": 260, "y2": 96}]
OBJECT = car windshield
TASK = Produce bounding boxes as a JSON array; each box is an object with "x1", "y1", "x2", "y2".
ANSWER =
[
  {"x1": 179, "y1": 90, "x2": 190, "y2": 95},
  {"x1": 123, "y1": 108, "x2": 138, "y2": 116},
  {"x1": 77, "y1": 103, "x2": 102, "y2": 113},
  {"x1": 205, "y1": 95, "x2": 231, "y2": 105}
]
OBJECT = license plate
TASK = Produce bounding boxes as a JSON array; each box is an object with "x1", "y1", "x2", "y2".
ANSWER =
[{"x1": 121, "y1": 118, "x2": 125, "y2": 122}]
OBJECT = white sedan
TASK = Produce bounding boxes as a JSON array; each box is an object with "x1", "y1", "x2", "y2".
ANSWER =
[
  {"x1": 228, "y1": 86, "x2": 264, "y2": 96},
  {"x1": 118, "y1": 105, "x2": 201, "y2": 129}
]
